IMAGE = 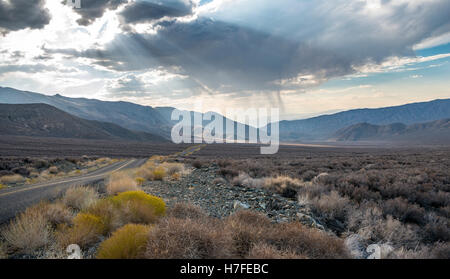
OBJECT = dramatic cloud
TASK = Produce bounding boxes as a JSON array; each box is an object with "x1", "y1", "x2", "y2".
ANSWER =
[
  {"x1": 73, "y1": 0, "x2": 127, "y2": 26},
  {"x1": 0, "y1": 0, "x2": 51, "y2": 34},
  {"x1": 1, "y1": 0, "x2": 450, "y2": 115},
  {"x1": 119, "y1": 0, "x2": 197, "y2": 24}
]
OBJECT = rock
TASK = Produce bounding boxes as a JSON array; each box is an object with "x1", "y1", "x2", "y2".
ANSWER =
[{"x1": 233, "y1": 200, "x2": 250, "y2": 211}]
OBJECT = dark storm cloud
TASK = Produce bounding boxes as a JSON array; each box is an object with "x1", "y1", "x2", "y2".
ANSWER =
[
  {"x1": 45, "y1": 19, "x2": 356, "y2": 92},
  {"x1": 119, "y1": 0, "x2": 196, "y2": 24},
  {"x1": 48, "y1": 0, "x2": 450, "y2": 96},
  {"x1": 0, "y1": 0, "x2": 51, "y2": 34},
  {"x1": 72, "y1": 0, "x2": 128, "y2": 26}
]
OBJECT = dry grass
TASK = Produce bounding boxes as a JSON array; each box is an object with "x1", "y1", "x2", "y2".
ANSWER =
[
  {"x1": 106, "y1": 171, "x2": 140, "y2": 195},
  {"x1": 1, "y1": 206, "x2": 50, "y2": 253},
  {"x1": 97, "y1": 224, "x2": 151, "y2": 259},
  {"x1": 145, "y1": 217, "x2": 231, "y2": 259},
  {"x1": 32, "y1": 201, "x2": 74, "y2": 228},
  {"x1": 247, "y1": 243, "x2": 307, "y2": 259},
  {"x1": 48, "y1": 166, "x2": 58, "y2": 174},
  {"x1": 0, "y1": 174, "x2": 25, "y2": 184},
  {"x1": 63, "y1": 186, "x2": 99, "y2": 210},
  {"x1": 263, "y1": 176, "x2": 305, "y2": 199},
  {"x1": 56, "y1": 213, "x2": 105, "y2": 248}
]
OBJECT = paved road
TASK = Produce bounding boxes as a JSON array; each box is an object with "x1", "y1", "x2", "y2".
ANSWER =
[{"x1": 0, "y1": 158, "x2": 147, "y2": 224}]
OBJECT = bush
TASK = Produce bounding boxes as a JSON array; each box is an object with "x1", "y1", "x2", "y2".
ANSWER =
[
  {"x1": 135, "y1": 177, "x2": 145, "y2": 186},
  {"x1": 168, "y1": 203, "x2": 209, "y2": 220},
  {"x1": 162, "y1": 162, "x2": 185, "y2": 176},
  {"x1": 56, "y1": 213, "x2": 105, "y2": 248},
  {"x1": 48, "y1": 166, "x2": 58, "y2": 174},
  {"x1": 145, "y1": 217, "x2": 230, "y2": 259},
  {"x1": 0, "y1": 174, "x2": 25, "y2": 184},
  {"x1": 1, "y1": 207, "x2": 50, "y2": 253},
  {"x1": 264, "y1": 176, "x2": 304, "y2": 199},
  {"x1": 97, "y1": 224, "x2": 151, "y2": 259},
  {"x1": 33, "y1": 202, "x2": 74, "y2": 227},
  {"x1": 63, "y1": 186, "x2": 99, "y2": 210},
  {"x1": 247, "y1": 243, "x2": 306, "y2": 259},
  {"x1": 0, "y1": 183, "x2": 5, "y2": 190},
  {"x1": 0, "y1": 242, "x2": 7, "y2": 259},
  {"x1": 107, "y1": 172, "x2": 139, "y2": 195},
  {"x1": 111, "y1": 191, "x2": 166, "y2": 223},
  {"x1": 152, "y1": 166, "x2": 166, "y2": 181},
  {"x1": 86, "y1": 199, "x2": 123, "y2": 233}
]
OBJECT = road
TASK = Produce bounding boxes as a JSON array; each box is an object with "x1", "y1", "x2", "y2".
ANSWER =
[{"x1": 0, "y1": 158, "x2": 147, "y2": 224}]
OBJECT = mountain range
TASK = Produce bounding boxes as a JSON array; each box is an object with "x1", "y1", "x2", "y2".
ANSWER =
[
  {"x1": 1, "y1": 86, "x2": 449, "y2": 144},
  {"x1": 333, "y1": 118, "x2": 450, "y2": 143},
  {"x1": 0, "y1": 103, "x2": 167, "y2": 142}
]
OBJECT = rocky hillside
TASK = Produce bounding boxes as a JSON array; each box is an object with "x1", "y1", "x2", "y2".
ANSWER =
[{"x1": 0, "y1": 104, "x2": 167, "y2": 142}]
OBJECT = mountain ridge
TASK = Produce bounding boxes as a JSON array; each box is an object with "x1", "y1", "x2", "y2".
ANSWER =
[{"x1": 0, "y1": 103, "x2": 168, "y2": 142}]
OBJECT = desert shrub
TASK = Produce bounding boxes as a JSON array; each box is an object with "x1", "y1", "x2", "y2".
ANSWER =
[
  {"x1": 97, "y1": 224, "x2": 151, "y2": 259},
  {"x1": 225, "y1": 211, "x2": 273, "y2": 257},
  {"x1": 48, "y1": 166, "x2": 58, "y2": 174},
  {"x1": 383, "y1": 197, "x2": 426, "y2": 225},
  {"x1": 63, "y1": 186, "x2": 99, "y2": 210},
  {"x1": 0, "y1": 184, "x2": 5, "y2": 190},
  {"x1": 263, "y1": 222, "x2": 350, "y2": 259},
  {"x1": 107, "y1": 172, "x2": 139, "y2": 195},
  {"x1": 232, "y1": 173, "x2": 265, "y2": 188},
  {"x1": 168, "y1": 203, "x2": 209, "y2": 220},
  {"x1": 247, "y1": 243, "x2": 307, "y2": 259},
  {"x1": 152, "y1": 166, "x2": 166, "y2": 181},
  {"x1": 1, "y1": 207, "x2": 50, "y2": 253},
  {"x1": 264, "y1": 176, "x2": 304, "y2": 199},
  {"x1": 0, "y1": 242, "x2": 7, "y2": 259},
  {"x1": 135, "y1": 177, "x2": 145, "y2": 186},
  {"x1": 0, "y1": 174, "x2": 25, "y2": 184},
  {"x1": 192, "y1": 160, "x2": 204, "y2": 169},
  {"x1": 56, "y1": 213, "x2": 105, "y2": 248},
  {"x1": 111, "y1": 191, "x2": 166, "y2": 223},
  {"x1": 145, "y1": 217, "x2": 230, "y2": 259},
  {"x1": 33, "y1": 202, "x2": 74, "y2": 227},
  {"x1": 12, "y1": 167, "x2": 30, "y2": 176},
  {"x1": 85, "y1": 199, "x2": 124, "y2": 233},
  {"x1": 161, "y1": 162, "x2": 185, "y2": 176},
  {"x1": 218, "y1": 167, "x2": 239, "y2": 178},
  {"x1": 308, "y1": 191, "x2": 350, "y2": 226}
]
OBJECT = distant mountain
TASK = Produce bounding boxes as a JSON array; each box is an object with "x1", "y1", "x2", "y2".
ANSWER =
[
  {"x1": 278, "y1": 99, "x2": 450, "y2": 141},
  {"x1": 0, "y1": 87, "x2": 172, "y2": 137},
  {"x1": 0, "y1": 87, "x2": 256, "y2": 141},
  {"x1": 0, "y1": 104, "x2": 167, "y2": 142},
  {"x1": 333, "y1": 118, "x2": 450, "y2": 143}
]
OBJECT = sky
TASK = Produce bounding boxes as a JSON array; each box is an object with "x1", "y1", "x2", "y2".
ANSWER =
[{"x1": 0, "y1": 0, "x2": 449, "y2": 120}]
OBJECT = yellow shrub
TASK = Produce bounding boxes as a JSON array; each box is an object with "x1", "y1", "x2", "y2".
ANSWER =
[
  {"x1": 152, "y1": 166, "x2": 166, "y2": 181},
  {"x1": 97, "y1": 224, "x2": 151, "y2": 259},
  {"x1": 56, "y1": 213, "x2": 105, "y2": 248},
  {"x1": 135, "y1": 177, "x2": 145, "y2": 186},
  {"x1": 111, "y1": 191, "x2": 166, "y2": 221},
  {"x1": 0, "y1": 184, "x2": 5, "y2": 190}
]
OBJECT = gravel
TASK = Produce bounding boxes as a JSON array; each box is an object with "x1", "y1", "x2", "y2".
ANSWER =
[{"x1": 142, "y1": 163, "x2": 325, "y2": 230}]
